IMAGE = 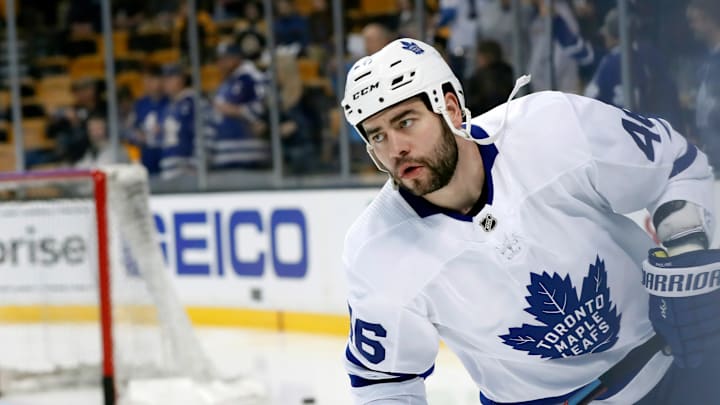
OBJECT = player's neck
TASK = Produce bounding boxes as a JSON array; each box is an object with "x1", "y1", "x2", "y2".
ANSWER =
[{"x1": 423, "y1": 138, "x2": 485, "y2": 215}]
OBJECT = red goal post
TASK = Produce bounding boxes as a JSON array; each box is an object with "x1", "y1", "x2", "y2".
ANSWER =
[{"x1": 0, "y1": 165, "x2": 221, "y2": 404}]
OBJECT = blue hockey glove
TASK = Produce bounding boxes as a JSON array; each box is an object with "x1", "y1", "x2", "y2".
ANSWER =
[{"x1": 642, "y1": 248, "x2": 720, "y2": 368}]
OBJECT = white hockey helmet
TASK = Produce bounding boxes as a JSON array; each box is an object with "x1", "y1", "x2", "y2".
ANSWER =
[{"x1": 342, "y1": 38, "x2": 473, "y2": 143}]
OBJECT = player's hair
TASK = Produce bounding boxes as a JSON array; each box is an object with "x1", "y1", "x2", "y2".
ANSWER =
[{"x1": 689, "y1": 0, "x2": 720, "y2": 23}]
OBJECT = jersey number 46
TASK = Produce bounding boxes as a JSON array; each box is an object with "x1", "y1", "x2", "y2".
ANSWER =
[{"x1": 349, "y1": 306, "x2": 388, "y2": 364}]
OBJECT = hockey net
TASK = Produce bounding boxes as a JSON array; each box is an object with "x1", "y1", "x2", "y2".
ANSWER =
[{"x1": 0, "y1": 165, "x2": 265, "y2": 404}]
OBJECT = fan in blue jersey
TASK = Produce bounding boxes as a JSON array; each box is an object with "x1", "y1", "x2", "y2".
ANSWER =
[
  {"x1": 340, "y1": 38, "x2": 720, "y2": 404},
  {"x1": 128, "y1": 64, "x2": 169, "y2": 175},
  {"x1": 207, "y1": 38, "x2": 270, "y2": 170},
  {"x1": 584, "y1": 8, "x2": 682, "y2": 126},
  {"x1": 688, "y1": 0, "x2": 720, "y2": 174},
  {"x1": 159, "y1": 63, "x2": 202, "y2": 180}
]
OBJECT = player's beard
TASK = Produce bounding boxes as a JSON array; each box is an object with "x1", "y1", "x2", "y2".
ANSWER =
[{"x1": 394, "y1": 121, "x2": 458, "y2": 196}]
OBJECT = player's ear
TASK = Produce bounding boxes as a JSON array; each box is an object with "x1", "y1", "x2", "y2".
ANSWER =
[{"x1": 444, "y1": 92, "x2": 463, "y2": 129}]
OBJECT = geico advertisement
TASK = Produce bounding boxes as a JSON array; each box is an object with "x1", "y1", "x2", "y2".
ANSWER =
[
  {"x1": 0, "y1": 201, "x2": 97, "y2": 303},
  {"x1": 150, "y1": 189, "x2": 377, "y2": 313}
]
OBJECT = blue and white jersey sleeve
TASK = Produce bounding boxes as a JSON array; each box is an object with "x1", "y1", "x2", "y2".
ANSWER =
[
  {"x1": 562, "y1": 93, "x2": 715, "y2": 223},
  {"x1": 344, "y1": 274, "x2": 439, "y2": 404}
]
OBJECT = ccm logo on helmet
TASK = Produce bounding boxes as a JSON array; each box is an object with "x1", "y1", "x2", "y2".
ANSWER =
[{"x1": 353, "y1": 82, "x2": 379, "y2": 100}]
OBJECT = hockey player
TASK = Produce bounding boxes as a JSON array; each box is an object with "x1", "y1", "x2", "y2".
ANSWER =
[{"x1": 340, "y1": 38, "x2": 720, "y2": 404}]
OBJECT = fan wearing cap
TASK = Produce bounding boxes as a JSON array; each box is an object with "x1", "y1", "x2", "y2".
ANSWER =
[
  {"x1": 340, "y1": 38, "x2": 718, "y2": 404},
  {"x1": 207, "y1": 39, "x2": 270, "y2": 169},
  {"x1": 159, "y1": 63, "x2": 202, "y2": 180}
]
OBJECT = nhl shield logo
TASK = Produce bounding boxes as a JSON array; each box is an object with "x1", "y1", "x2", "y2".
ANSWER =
[{"x1": 480, "y1": 214, "x2": 497, "y2": 232}]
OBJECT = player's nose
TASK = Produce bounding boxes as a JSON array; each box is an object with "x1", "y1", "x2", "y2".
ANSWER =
[{"x1": 386, "y1": 130, "x2": 411, "y2": 159}]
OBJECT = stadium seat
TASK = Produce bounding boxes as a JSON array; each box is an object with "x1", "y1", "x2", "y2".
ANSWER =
[
  {"x1": 69, "y1": 56, "x2": 104, "y2": 80},
  {"x1": 19, "y1": 118, "x2": 54, "y2": 150},
  {"x1": 115, "y1": 54, "x2": 144, "y2": 73},
  {"x1": 36, "y1": 88, "x2": 74, "y2": 115},
  {"x1": 125, "y1": 143, "x2": 141, "y2": 163},
  {"x1": 0, "y1": 90, "x2": 8, "y2": 107},
  {"x1": 149, "y1": 48, "x2": 181, "y2": 65},
  {"x1": 34, "y1": 56, "x2": 70, "y2": 77},
  {"x1": 113, "y1": 31, "x2": 130, "y2": 56},
  {"x1": 215, "y1": 21, "x2": 236, "y2": 36},
  {"x1": 361, "y1": 0, "x2": 398, "y2": 15},
  {"x1": 37, "y1": 75, "x2": 72, "y2": 92},
  {"x1": 201, "y1": 65, "x2": 223, "y2": 94},
  {"x1": 297, "y1": 57, "x2": 320, "y2": 81},
  {"x1": 294, "y1": 0, "x2": 314, "y2": 15},
  {"x1": 116, "y1": 71, "x2": 144, "y2": 98},
  {"x1": 129, "y1": 30, "x2": 174, "y2": 53},
  {"x1": 0, "y1": 144, "x2": 17, "y2": 172}
]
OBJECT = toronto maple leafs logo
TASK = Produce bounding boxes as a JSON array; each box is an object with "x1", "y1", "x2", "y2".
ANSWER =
[
  {"x1": 500, "y1": 256, "x2": 621, "y2": 359},
  {"x1": 400, "y1": 40, "x2": 424, "y2": 54}
]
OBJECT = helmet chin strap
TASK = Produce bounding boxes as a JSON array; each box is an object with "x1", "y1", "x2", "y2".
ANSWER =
[{"x1": 450, "y1": 75, "x2": 532, "y2": 146}]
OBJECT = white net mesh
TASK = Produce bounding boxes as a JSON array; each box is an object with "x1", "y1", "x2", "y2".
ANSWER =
[{"x1": 0, "y1": 165, "x2": 263, "y2": 403}]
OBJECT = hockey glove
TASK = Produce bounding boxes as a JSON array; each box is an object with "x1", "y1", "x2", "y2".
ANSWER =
[{"x1": 642, "y1": 248, "x2": 720, "y2": 368}]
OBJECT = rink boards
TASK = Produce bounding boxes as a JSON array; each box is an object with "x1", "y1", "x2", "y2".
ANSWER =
[{"x1": 1, "y1": 184, "x2": 720, "y2": 337}]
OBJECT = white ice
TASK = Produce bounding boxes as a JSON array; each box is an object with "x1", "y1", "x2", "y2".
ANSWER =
[{"x1": 0, "y1": 327, "x2": 479, "y2": 405}]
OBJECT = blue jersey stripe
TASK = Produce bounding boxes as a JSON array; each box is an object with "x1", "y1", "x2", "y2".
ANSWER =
[
  {"x1": 348, "y1": 365, "x2": 435, "y2": 388},
  {"x1": 346, "y1": 345, "x2": 435, "y2": 387},
  {"x1": 669, "y1": 144, "x2": 698, "y2": 178}
]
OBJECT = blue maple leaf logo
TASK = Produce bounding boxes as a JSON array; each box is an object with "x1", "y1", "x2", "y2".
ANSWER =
[
  {"x1": 499, "y1": 256, "x2": 621, "y2": 359},
  {"x1": 400, "y1": 41, "x2": 424, "y2": 54}
]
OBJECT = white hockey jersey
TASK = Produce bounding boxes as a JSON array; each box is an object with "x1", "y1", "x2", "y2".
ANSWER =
[{"x1": 342, "y1": 92, "x2": 714, "y2": 404}]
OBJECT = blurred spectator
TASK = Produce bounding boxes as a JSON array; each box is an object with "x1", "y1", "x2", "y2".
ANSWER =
[
  {"x1": 75, "y1": 113, "x2": 129, "y2": 169},
  {"x1": 477, "y1": 0, "x2": 516, "y2": 64},
  {"x1": 395, "y1": 0, "x2": 432, "y2": 39},
  {"x1": 175, "y1": 2, "x2": 215, "y2": 62},
  {"x1": 362, "y1": 23, "x2": 397, "y2": 55},
  {"x1": 207, "y1": 41, "x2": 270, "y2": 170},
  {"x1": 307, "y1": 0, "x2": 333, "y2": 62},
  {"x1": 44, "y1": 77, "x2": 106, "y2": 165},
  {"x1": 66, "y1": 0, "x2": 101, "y2": 35},
  {"x1": 128, "y1": 65, "x2": 169, "y2": 176},
  {"x1": 273, "y1": 0, "x2": 310, "y2": 54},
  {"x1": 584, "y1": 8, "x2": 681, "y2": 125},
  {"x1": 464, "y1": 40, "x2": 514, "y2": 115},
  {"x1": 159, "y1": 64, "x2": 201, "y2": 179},
  {"x1": 343, "y1": 23, "x2": 397, "y2": 172},
  {"x1": 234, "y1": 1, "x2": 266, "y2": 34},
  {"x1": 117, "y1": 86, "x2": 136, "y2": 142},
  {"x1": 437, "y1": 0, "x2": 484, "y2": 79},
  {"x1": 687, "y1": 0, "x2": 720, "y2": 173},
  {"x1": 526, "y1": 0, "x2": 591, "y2": 93},
  {"x1": 214, "y1": 0, "x2": 246, "y2": 21},
  {"x1": 275, "y1": 53, "x2": 314, "y2": 174},
  {"x1": 113, "y1": 0, "x2": 146, "y2": 31}
]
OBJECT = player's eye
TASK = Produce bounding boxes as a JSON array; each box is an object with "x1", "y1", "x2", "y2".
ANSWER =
[
  {"x1": 398, "y1": 118, "x2": 414, "y2": 129},
  {"x1": 369, "y1": 133, "x2": 385, "y2": 144}
]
